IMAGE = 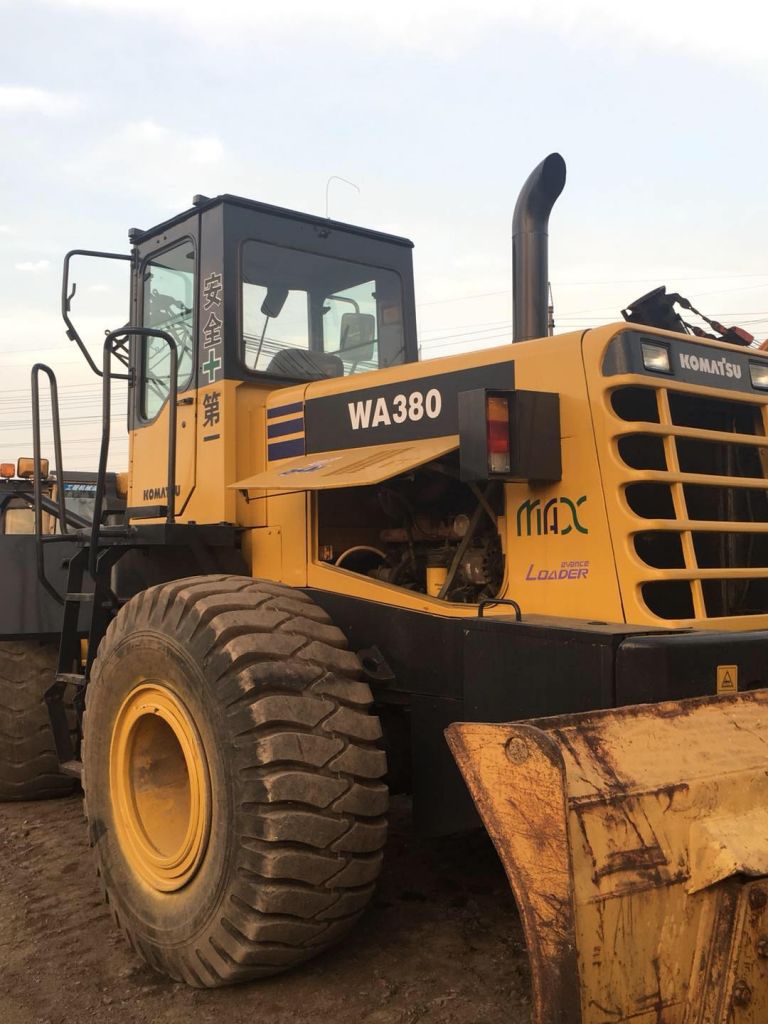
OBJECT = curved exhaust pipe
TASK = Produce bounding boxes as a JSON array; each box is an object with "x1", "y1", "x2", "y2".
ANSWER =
[{"x1": 512, "y1": 153, "x2": 566, "y2": 342}]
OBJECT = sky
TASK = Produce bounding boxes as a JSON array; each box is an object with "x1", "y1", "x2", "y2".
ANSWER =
[{"x1": 0, "y1": 0, "x2": 767, "y2": 468}]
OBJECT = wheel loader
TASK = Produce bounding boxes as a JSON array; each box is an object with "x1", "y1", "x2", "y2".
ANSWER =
[
  {"x1": 5, "y1": 153, "x2": 768, "y2": 1022},
  {"x1": 0, "y1": 460, "x2": 122, "y2": 800}
]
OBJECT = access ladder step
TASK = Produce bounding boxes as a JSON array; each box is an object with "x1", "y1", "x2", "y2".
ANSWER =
[
  {"x1": 59, "y1": 760, "x2": 82, "y2": 779},
  {"x1": 55, "y1": 673, "x2": 86, "y2": 687},
  {"x1": 65, "y1": 592, "x2": 94, "y2": 602}
]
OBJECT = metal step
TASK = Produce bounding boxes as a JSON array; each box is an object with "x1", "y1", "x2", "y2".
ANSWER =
[
  {"x1": 125, "y1": 504, "x2": 167, "y2": 520},
  {"x1": 59, "y1": 760, "x2": 82, "y2": 779},
  {"x1": 65, "y1": 592, "x2": 94, "y2": 602},
  {"x1": 55, "y1": 673, "x2": 85, "y2": 687}
]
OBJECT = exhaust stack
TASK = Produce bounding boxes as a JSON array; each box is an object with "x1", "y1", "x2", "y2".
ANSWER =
[{"x1": 512, "y1": 153, "x2": 566, "y2": 342}]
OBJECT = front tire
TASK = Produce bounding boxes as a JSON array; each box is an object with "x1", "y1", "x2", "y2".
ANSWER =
[
  {"x1": 0, "y1": 640, "x2": 75, "y2": 801},
  {"x1": 83, "y1": 575, "x2": 388, "y2": 987}
]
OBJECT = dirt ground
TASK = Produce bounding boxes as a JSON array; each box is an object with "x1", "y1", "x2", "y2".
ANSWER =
[{"x1": 0, "y1": 794, "x2": 532, "y2": 1024}]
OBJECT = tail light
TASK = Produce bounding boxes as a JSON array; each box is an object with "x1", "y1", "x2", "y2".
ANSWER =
[
  {"x1": 486, "y1": 395, "x2": 511, "y2": 474},
  {"x1": 459, "y1": 388, "x2": 561, "y2": 483}
]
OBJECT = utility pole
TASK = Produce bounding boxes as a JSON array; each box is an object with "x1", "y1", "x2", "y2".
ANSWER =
[{"x1": 547, "y1": 281, "x2": 555, "y2": 335}]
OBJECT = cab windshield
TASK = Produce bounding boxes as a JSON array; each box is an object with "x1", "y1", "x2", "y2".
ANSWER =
[{"x1": 241, "y1": 240, "x2": 406, "y2": 380}]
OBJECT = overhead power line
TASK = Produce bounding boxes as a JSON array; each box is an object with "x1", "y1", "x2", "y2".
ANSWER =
[{"x1": 416, "y1": 274, "x2": 768, "y2": 310}]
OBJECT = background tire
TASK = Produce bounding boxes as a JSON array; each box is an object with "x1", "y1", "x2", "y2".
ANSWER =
[
  {"x1": 83, "y1": 575, "x2": 388, "y2": 987},
  {"x1": 0, "y1": 640, "x2": 76, "y2": 801}
]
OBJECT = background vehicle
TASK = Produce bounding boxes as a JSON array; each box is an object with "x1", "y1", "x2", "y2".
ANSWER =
[
  {"x1": 0, "y1": 463, "x2": 123, "y2": 799},
  {"x1": 8, "y1": 154, "x2": 768, "y2": 1020}
]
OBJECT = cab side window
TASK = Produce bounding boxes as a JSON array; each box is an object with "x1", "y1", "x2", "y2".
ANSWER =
[
  {"x1": 243, "y1": 284, "x2": 310, "y2": 372},
  {"x1": 240, "y1": 239, "x2": 406, "y2": 381},
  {"x1": 141, "y1": 240, "x2": 196, "y2": 420},
  {"x1": 2, "y1": 504, "x2": 36, "y2": 534},
  {"x1": 322, "y1": 280, "x2": 379, "y2": 374}
]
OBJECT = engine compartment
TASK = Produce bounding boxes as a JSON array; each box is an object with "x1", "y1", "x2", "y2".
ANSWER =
[{"x1": 317, "y1": 452, "x2": 505, "y2": 602}]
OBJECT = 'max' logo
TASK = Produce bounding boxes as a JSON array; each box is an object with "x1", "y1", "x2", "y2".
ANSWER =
[
  {"x1": 516, "y1": 495, "x2": 588, "y2": 536},
  {"x1": 679, "y1": 352, "x2": 742, "y2": 379}
]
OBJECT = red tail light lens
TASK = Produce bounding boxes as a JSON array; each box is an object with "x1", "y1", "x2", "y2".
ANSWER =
[{"x1": 486, "y1": 394, "x2": 510, "y2": 474}]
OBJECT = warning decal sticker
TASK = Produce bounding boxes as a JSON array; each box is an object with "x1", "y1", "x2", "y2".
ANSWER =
[{"x1": 716, "y1": 664, "x2": 738, "y2": 694}]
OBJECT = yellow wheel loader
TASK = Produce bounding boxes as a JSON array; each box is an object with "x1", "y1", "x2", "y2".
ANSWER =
[
  {"x1": 11, "y1": 153, "x2": 768, "y2": 1020},
  {"x1": 0, "y1": 459, "x2": 121, "y2": 800}
]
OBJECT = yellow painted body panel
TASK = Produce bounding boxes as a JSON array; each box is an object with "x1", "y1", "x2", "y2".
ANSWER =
[
  {"x1": 126, "y1": 323, "x2": 768, "y2": 630},
  {"x1": 486, "y1": 331, "x2": 623, "y2": 622},
  {"x1": 253, "y1": 329, "x2": 626, "y2": 622},
  {"x1": 232, "y1": 435, "x2": 459, "y2": 491},
  {"x1": 129, "y1": 390, "x2": 197, "y2": 514},
  {"x1": 259, "y1": 492, "x2": 309, "y2": 587},
  {"x1": 129, "y1": 379, "x2": 270, "y2": 527}
]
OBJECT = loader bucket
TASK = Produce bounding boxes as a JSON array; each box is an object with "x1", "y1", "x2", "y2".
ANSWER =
[{"x1": 446, "y1": 691, "x2": 768, "y2": 1024}]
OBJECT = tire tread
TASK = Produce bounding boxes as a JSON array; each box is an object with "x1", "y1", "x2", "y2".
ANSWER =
[
  {"x1": 85, "y1": 575, "x2": 387, "y2": 987},
  {"x1": 0, "y1": 640, "x2": 75, "y2": 802}
]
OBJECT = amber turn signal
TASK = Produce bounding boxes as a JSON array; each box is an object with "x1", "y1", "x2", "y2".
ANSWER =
[{"x1": 16, "y1": 457, "x2": 49, "y2": 479}]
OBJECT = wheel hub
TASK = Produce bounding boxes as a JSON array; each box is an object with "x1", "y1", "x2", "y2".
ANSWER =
[{"x1": 110, "y1": 683, "x2": 210, "y2": 892}]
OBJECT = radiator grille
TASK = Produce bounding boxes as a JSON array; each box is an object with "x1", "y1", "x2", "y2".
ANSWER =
[{"x1": 610, "y1": 383, "x2": 768, "y2": 621}]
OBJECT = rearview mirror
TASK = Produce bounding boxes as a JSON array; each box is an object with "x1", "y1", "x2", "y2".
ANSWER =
[
  {"x1": 261, "y1": 285, "x2": 290, "y2": 319},
  {"x1": 339, "y1": 312, "x2": 376, "y2": 360}
]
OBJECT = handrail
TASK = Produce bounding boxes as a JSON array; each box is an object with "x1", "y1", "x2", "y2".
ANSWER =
[
  {"x1": 90, "y1": 326, "x2": 178, "y2": 574},
  {"x1": 31, "y1": 363, "x2": 68, "y2": 604},
  {"x1": 62, "y1": 249, "x2": 133, "y2": 380}
]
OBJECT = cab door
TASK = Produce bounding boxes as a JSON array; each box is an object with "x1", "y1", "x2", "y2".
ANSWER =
[{"x1": 128, "y1": 221, "x2": 198, "y2": 515}]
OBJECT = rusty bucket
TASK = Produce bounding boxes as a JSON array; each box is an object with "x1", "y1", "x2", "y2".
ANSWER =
[{"x1": 447, "y1": 691, "x2": 768, "y2": 1024}]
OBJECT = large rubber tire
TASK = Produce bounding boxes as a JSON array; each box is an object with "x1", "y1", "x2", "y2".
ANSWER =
[
  {"x1": 83, "y1": 575, "x2": 388, "y2": 987},
  {"x1": 0, "y1": 640, "x2": 76, "y2": 801}
]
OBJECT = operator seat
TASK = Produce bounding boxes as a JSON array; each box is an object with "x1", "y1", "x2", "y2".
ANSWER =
[{"x1": 266, "y1": 348, "x2": 344, "y2": 380}]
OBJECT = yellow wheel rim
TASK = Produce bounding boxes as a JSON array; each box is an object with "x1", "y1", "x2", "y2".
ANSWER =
[{"x1": 110, "y1": 683, "x2": 210, "y2": 892}]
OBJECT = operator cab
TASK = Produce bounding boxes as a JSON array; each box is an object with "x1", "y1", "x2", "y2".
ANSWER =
[{"x1": 126, "y1": 195, "x2": 419, "y2": 426}]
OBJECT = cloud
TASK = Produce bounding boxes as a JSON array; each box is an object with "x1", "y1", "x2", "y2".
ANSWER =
[
  {"x1": 118, "y1": 120, "x2": 224, "y2": 164},
  {"x1": 66, "y1": 119, "x2": 231, "y2": 208},
  {"x1": 0, "y1": 225, "x2": 11, "y2": 234},
  {"x1": 38, "y1": 0, "x2": 768, "y2": 69},
  {"x1": 15, "y1": 259, "x2": 50, "y2": 272},
  {"x1": 0, "y1": 85, "x2": 82, "y2": 115}
]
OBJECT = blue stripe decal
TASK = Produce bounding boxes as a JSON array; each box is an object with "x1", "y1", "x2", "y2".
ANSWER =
[
  {"x1": 267, "y1": 417, "x2": 305, "y2": 439},
  {"x1": 267, "y1": 401, "x2": 304, "y2": 420},
  {"x1": 268, "y1": 437, "x2": 306, "y2": 461}
]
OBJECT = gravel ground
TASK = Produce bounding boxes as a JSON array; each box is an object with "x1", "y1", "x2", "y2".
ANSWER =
[{"x1": 0, "y1": 794, "x2": 532, "y2": 1024}]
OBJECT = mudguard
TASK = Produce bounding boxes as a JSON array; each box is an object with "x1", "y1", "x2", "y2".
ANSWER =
[{"x1": 446, "y1": 691, "x2": 768, "y2": 1024}]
